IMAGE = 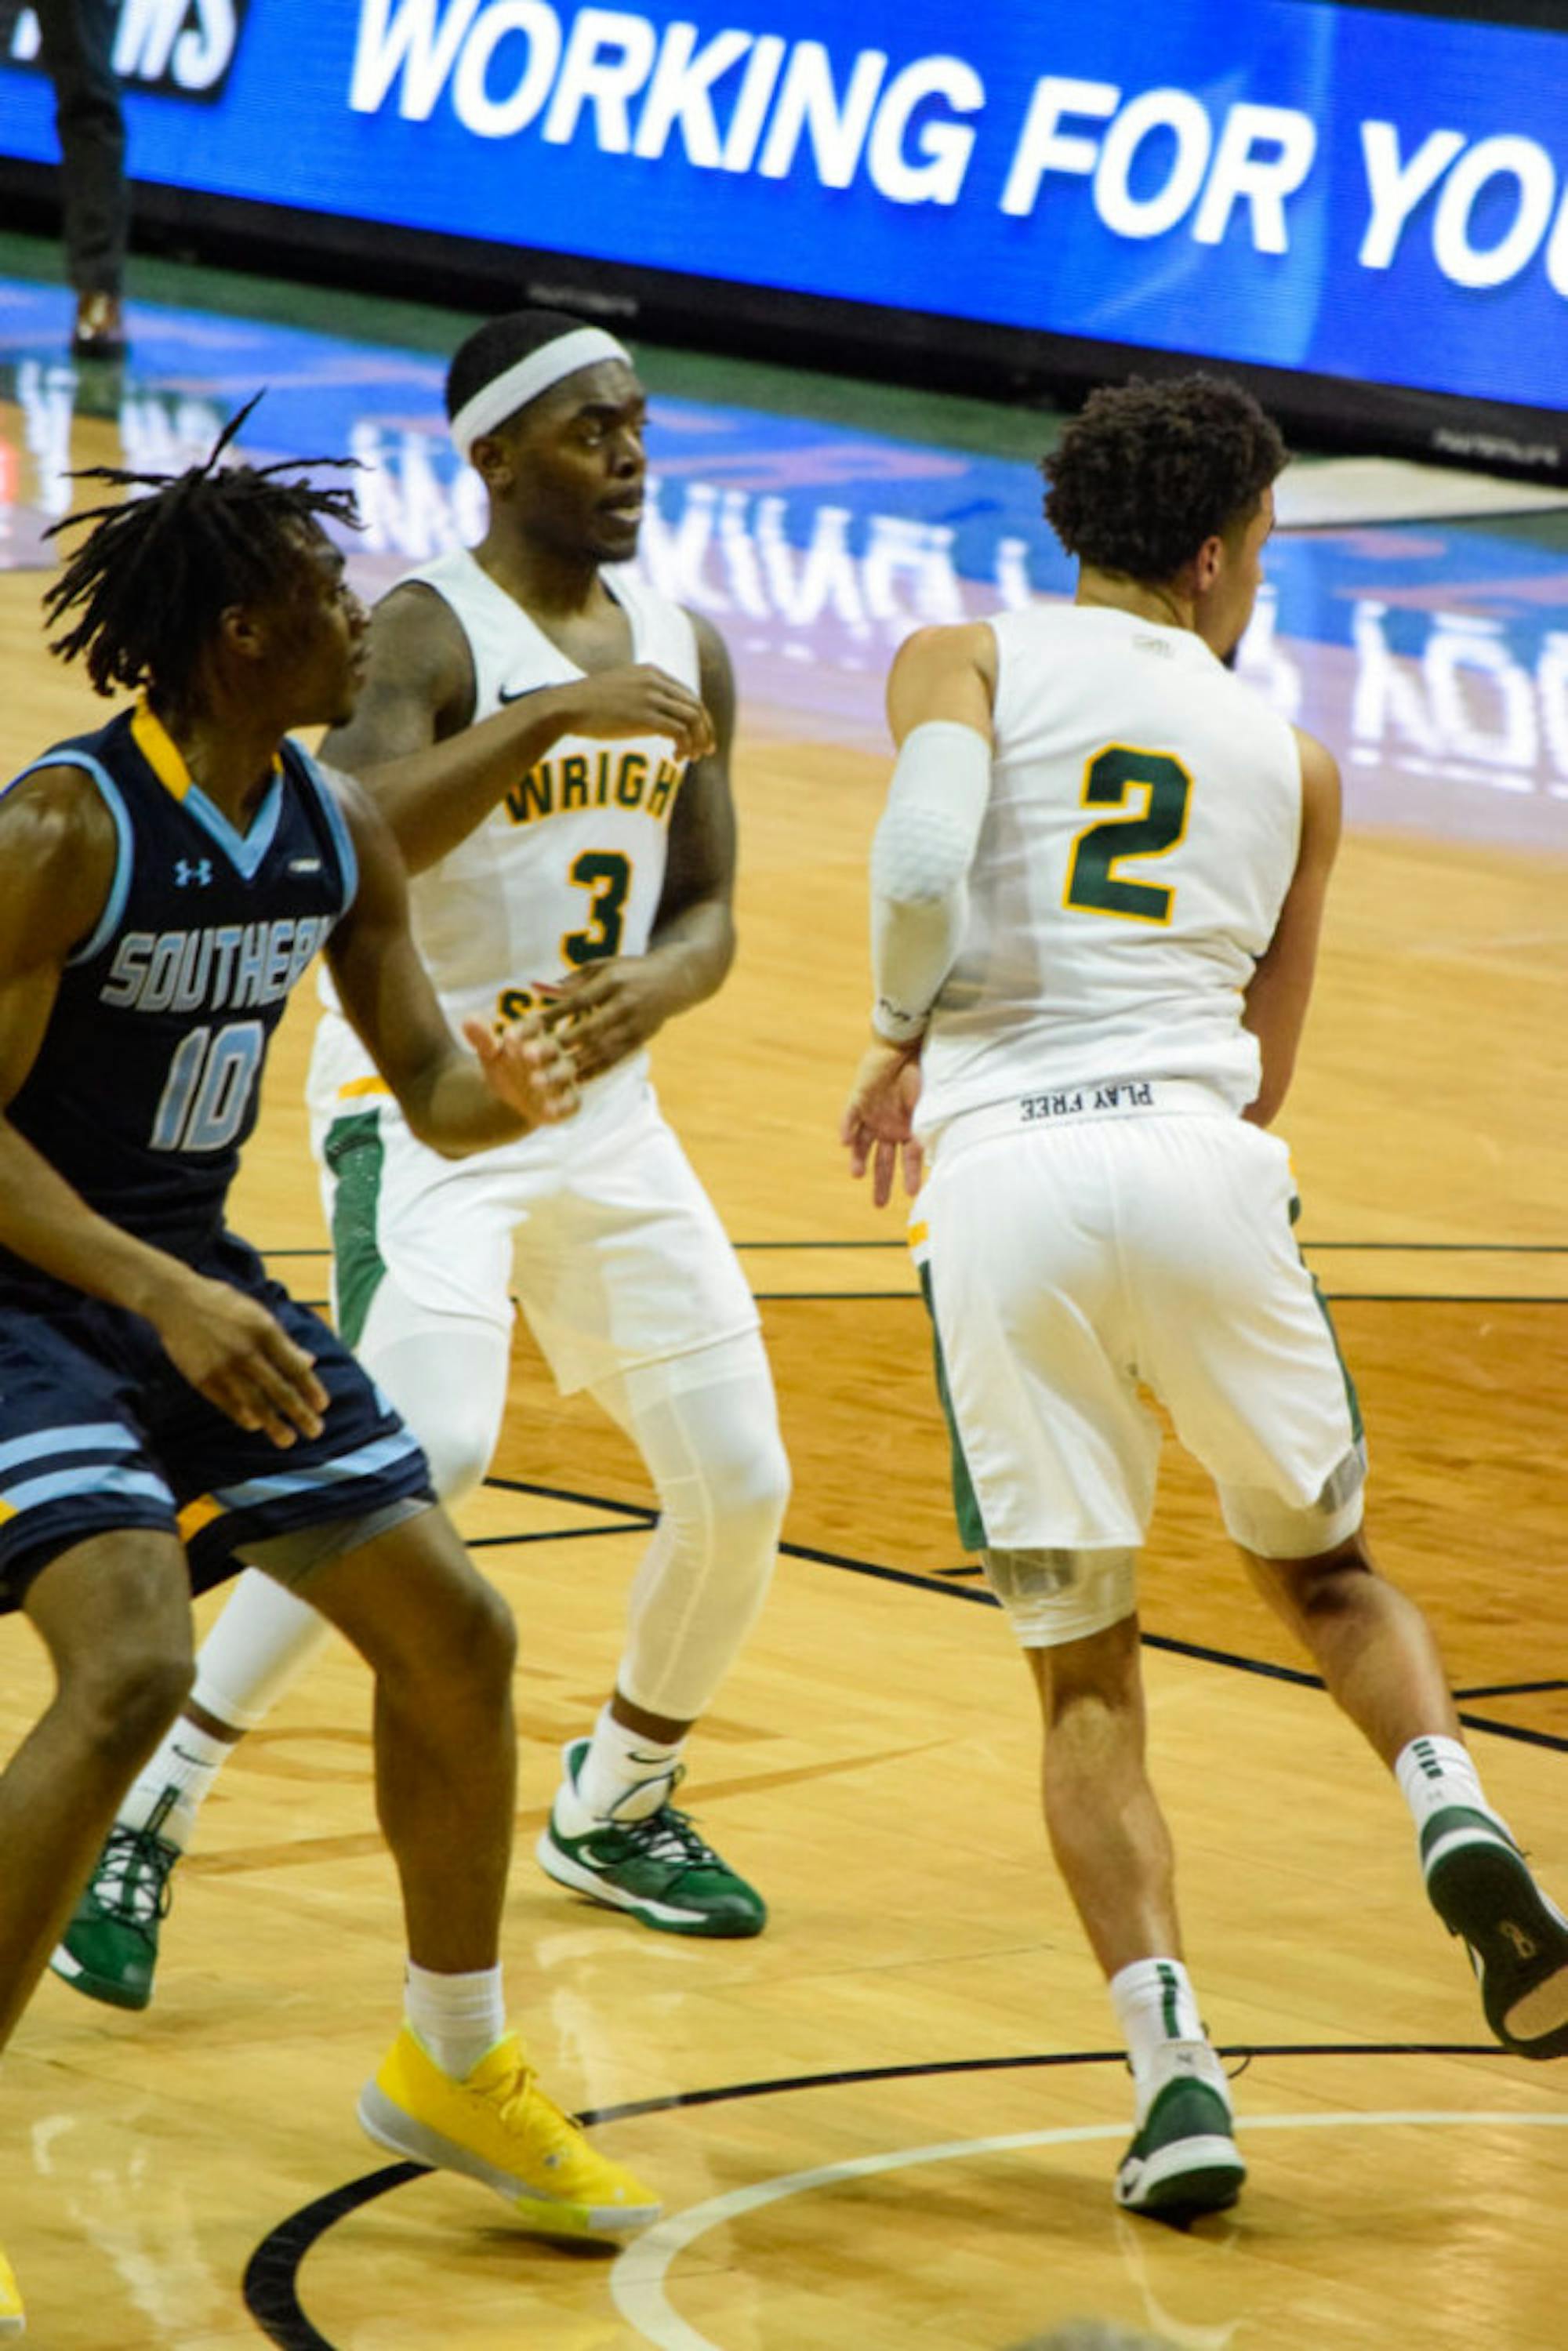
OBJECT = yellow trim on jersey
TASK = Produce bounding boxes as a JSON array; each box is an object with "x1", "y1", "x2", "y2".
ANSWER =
[
  {"x1": 177, "y1": 1495, "x2": 224, "y2": 1542},
  {"x1": 132, "y1": 700, "x2": 195, "y2": 800},
  {"x1": 907, "y1": 1220, "x2": 930, "y2": 1248},
  {"x1": 132, "y1": 698, "x2": 284, "y2": 805},
  {"x1": 336, "y1": 1076, "x2": 393, "y2": 1101}
]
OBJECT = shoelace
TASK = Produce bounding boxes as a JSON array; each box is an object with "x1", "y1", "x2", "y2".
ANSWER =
[
  {"x1": 90, "y1": 1827, "x2": 178, "y2": 1936},
  {"x1": 612, "y1": 1803, "x2": 722, "y2": 1873},
  {"x1": 483, "y1": 2052, "x2": 589, "y2": 2167}
]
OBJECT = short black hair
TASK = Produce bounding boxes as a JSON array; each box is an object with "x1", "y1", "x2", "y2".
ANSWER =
[
  {"x1": 445, "y1": 308, "x2": 595, "y2": 425},
  {"x1": 1043, "y1": 375, "x2": 1287, "y2": 581},
  {"x1": 43, "y1": 396, "x2": 360, "y2": 701}
]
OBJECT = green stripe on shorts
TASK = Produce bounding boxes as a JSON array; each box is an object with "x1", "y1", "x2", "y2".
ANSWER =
[
  {"x1": 918, "y1": 1261, "x2": 989, "y2": 1556},
  {"x1": 323, "y1": 1111, "x2": 387, "y2": 1350}
]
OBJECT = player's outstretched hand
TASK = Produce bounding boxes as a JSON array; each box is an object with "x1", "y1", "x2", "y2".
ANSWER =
[
  {"x1": 575, "y1": 664, "x2": 716, "y2": 761},
  {"x1": 153, "y1": 1275, "x2": 329, "y2": 1448},
  {"x1": 463, "y1": 1014, "x2": 580, "y2": 1127},
  {"x1": 541, "y1": 956, "x2": 675, "y2": 1082},
  {"x1": 840, "y1": 1039, "x2": 924, "y2": 1209}
]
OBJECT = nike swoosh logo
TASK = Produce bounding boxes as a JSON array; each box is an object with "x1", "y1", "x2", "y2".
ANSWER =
[{"x1": 498, "y1": 684, "x2": 540, "y2": 706}]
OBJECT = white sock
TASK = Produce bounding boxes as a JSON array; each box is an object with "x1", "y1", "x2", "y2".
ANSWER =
[
  {"x1": 1395, "y1": 1735, "x2": 1511, "y2": 1844},
  {"x1": 404, "y1": 1961, "x2": 506, "y2": 2082},
  {"x1": 118, "y1": 1718, "x2": 236, "y2": 1850},
  {"x1": 1109, "y1": 1958, "x2": 1229, "y2": 2124},
  {"x1": 565, "y1": 1705, "x2": 684, "y2": 1827}
]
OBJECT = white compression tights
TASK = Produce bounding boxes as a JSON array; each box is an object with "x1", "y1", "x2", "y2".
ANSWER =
[{"x1": 193, "y1": 1278, "x2": 788, "y2": 1733}]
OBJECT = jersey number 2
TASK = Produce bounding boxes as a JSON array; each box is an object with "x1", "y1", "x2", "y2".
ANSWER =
[{"x1": 1064, "y1": 746, "x2": 1192, "y2": 925}]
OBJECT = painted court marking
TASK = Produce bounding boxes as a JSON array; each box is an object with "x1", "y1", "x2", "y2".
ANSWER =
[{"x1": 608, "y1": 2110, "x2": 1568, "y2": 2351}]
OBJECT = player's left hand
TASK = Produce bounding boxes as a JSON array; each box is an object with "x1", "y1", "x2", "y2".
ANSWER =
[
  {"x1": 543, "y1": 957, "x2": 677, "y2": 1082},
  {"x1": 463, "y1": 1014, "x2": 580, "y2": 1127},
  {"x1": 840, "y1": 1039, "x2": 925, "y2": 1208}
]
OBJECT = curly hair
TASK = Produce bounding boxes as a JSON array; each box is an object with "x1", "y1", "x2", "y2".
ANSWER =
[
  {"x1": 43, "y1": 394, "x2": 361, "y2": 702},
  {"x1": 1042, "y1": 375, "x2": 1287, "y2": 581}
]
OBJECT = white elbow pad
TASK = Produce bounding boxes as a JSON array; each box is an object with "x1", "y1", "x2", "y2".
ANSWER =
[{"x1": 869, "y1": 720, "x2": 990, "y2": 1041}]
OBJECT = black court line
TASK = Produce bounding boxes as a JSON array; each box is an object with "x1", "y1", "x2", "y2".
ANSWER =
[
  {"x1": 1454, "y1": 1680, "x2": 1568, "y2": 1700},
  {"x1": 779, "y1": 1537, "x2": 1568, "y2": 1754},
  {"x1": 466, "y1": 1519, "x2": 655, "y2": 1549},
  {"x1": 241, "y1": 2038, "x2": 1512, "y2": 2349},
  {"x1": 463, "y1": 1504, "x2": 1565, "y2": 1751}
]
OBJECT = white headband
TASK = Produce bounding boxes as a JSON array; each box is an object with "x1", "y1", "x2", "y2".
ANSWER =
[{"x1": 450, "y1": 328, "x2": 634, "y2": 459}]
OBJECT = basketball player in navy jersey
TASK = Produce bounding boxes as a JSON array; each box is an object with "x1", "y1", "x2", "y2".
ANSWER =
[
  {"x1": 63, "y1": 310, "x2": 789, "y2": 2006},
  {"x1": 0, "y1": 421, "x2": 661, "y2": 2333}
]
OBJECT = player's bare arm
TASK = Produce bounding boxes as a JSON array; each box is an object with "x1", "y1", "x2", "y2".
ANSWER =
[
  {"x1": 322, "y1": 582, "x2": 714, "y2": 876},
  {"x1": 885, "y1": 619, "x2": 999, "y2": 747},
  {"x1": 1242, "y1": 726, "x2": 1343, "y2": 1127},
  {"x1": 0, "y1": 768, "x2": 328, "y2": 1446},
  {"x1": 322, "y1": 767, "x2": 578, "y2": 1145},
  {"x1": 841, "y1": 622, "x2": 998, "y2": 1201},
  {"x1": 550, "y1": 611, "x2": 738, "y2": 1083}
]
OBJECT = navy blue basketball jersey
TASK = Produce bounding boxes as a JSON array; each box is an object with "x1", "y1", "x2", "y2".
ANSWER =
[{"x1": 2, "y1": 702, "x2": 357, "y2": 1259}]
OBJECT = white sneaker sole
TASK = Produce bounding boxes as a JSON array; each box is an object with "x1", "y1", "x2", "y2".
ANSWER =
[
  {"x1": 535, "y1": 1828, "x2": 710, "y2": 1928},
  {"x1": 357, "y1": 2082, "x2": 660, "y2": 2236}
]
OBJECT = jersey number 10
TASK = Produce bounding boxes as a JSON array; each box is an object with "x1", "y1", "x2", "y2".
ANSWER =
[{"x1": 150, "y1": 1021, "x2": 265, "y2": 1153}]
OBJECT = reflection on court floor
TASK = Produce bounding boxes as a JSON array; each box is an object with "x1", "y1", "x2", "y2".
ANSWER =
[{"x1": 2, "y1": 278, "x2": 1566, "y2": 841}]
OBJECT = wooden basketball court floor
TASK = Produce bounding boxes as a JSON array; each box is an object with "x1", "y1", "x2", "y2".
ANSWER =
[{"x1": 2, "y1": 255, "x2": 1566, "y2": 2349}]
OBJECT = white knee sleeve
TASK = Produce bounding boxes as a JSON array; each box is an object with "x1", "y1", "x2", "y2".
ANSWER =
[
  {"x1": 357, "y1": 1275, "x2": 512, "y2": 1506},
  {"x1": 983, "y1": 1546, "x2": 1138, "y2": 1648},
  {"x1": 191, "y1": 1283, "x2": 511, "y2": 1735},
  {"x1": 192, "y1": 1567, "x2": 336, "y2": 1731},
  {"x1": 592, "y1": 1333, "x2": 790, "y2": 1722}
]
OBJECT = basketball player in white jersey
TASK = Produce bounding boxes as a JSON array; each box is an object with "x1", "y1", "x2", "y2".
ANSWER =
[
  {"x1": 56, "y1": 311, "x2": 790, "y2": 2009},
  {"x1": 842, "y1": 375, "x2": 1568, "y2": 2218}
]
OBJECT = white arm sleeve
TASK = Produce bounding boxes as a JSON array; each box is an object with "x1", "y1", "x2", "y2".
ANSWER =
[{"x1": 869, "y1": 720, "x2": 992, "y2": 1043}]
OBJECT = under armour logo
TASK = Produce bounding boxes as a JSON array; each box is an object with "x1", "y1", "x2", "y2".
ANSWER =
[
  {"x1": 174, "y1": 858, "x2": 212, "y2": 887},
  {"x1": 1500, "y1": 1920, "x2": 1540, "y2": 1961}
]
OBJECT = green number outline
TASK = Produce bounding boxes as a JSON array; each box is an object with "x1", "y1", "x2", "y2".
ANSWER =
[{"x1": 1063, "y1": 746, "x2": 1193, "y2": 925}]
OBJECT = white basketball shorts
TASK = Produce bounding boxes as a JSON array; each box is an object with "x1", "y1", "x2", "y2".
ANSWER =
[
  {"x1": 306, "y1": 1014, "x2": 759, "y2": 1395},
  {"x1": 918, "y1": 1104, "x2": 1364, "y2": 1557}
]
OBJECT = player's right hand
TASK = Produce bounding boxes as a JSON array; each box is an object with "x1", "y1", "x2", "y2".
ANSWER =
[
  {"x1": 151, "y1": 1274, "x2": 329, "y2": 1447},
  {"x1": 463, "y1": 1014, "x2": 580, "y2": 1128},
  {"x1": 570, "y1": 665, "x2": 716, "y2": 760}
]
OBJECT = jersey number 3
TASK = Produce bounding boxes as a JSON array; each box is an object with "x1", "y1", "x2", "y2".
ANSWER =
[
  {"x1": 562, "y1": 850, "x2": 632, "y2": 966},
  {"x1": 1064, "y1": 746, "x2": 1192, "y2": 925}
]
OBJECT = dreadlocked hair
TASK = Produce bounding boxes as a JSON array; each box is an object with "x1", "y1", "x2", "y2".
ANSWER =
[
  {"x1": 42, "y1": 394, "x2": 362, "y2": 701},
  {"x1": 1043, "y1": 373, "x2": 1287, "y2": 582}
]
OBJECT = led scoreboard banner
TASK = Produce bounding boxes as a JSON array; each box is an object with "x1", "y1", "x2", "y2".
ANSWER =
[{"x1": 1, "y1": 0, "x2": 1564, "y2": 477}]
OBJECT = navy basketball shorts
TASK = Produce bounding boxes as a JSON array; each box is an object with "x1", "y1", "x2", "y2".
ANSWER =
[{"x1": 0, "y1": 1229, "x2": 434, "y2": 1610}]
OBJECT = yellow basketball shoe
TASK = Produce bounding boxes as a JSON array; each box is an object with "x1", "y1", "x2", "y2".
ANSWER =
[
  {"x1": 0, "y1": 2242, "x2": 24, "y2": 2335},
  {"x1": 358, "y1": 2026, "x2": 661, "y2": 2240}
]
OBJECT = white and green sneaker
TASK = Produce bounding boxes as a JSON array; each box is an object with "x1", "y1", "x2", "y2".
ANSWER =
[
  {"x1": 536, "y1": 1739, "x2": 766, "y2": 1939},
  {"x1": 1423, "y1": 1806, "x2": 1568, "y2": 2059},
  {"x1": 1115, "y1": 2058, "x2": 1246, "y2": 2220},
  {"x1": 49, "y1": 1792, "x2": 183, "y2": 2012}
]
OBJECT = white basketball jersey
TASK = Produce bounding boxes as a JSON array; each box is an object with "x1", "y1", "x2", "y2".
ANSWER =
[
  {"x1": 318, "y1": 550, "x2": 698, "y2": 1104},
  {"x1": 917, "y1": 604, "x2": 1302, "y2": 1135}
]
